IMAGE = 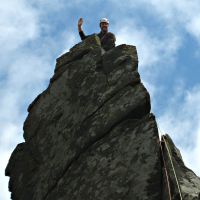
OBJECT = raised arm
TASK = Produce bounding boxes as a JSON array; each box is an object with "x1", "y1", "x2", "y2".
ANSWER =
[{"x1": 78, "y1": 18, "x2": 88, "y2": 40}]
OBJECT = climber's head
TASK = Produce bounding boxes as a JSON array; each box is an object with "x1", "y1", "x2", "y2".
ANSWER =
[{"x1": 100, "y1": 18, "x2": 109, "y2": 33}]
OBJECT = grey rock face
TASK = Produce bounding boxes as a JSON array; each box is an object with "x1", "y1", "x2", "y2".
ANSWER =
[
  {"x1": 5, "y1": 35, "x2": 200, "y2": 200},
  {"x1": 161, "y1": 135, "x2": 200, "y2": 200}
]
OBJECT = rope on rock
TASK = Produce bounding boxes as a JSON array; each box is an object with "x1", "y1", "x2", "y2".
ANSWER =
[
  {"x1": 162, "y1": 135, "x2": 183, "y2": 200},
  {"x1": 158, "y1": 125, "x2": 183, "y2": 200},
  {"x1": 160, "y1": 139, "x2": 172, "y2": 200},
  {"x1": 158, "y1": 126, "x2": 172, "y2": 200}
]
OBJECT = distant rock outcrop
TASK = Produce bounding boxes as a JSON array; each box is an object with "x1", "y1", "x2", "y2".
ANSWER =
[{"x1": 5, "y1": 35, "x2": 200, "y2": 200}]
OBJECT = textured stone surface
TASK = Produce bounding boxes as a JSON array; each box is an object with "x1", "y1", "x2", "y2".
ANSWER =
[
  {"x1": 161, "y1": 135, "x2": 200, "y2": 200},
  {"x1": 46, "y1": 114, "x2": 161, "y2": 200},
  {"x1": 5, "y1": 35, "x2": 200, "y2": 200}
]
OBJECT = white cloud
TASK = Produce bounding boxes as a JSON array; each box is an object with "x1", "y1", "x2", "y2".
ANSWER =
[
  {"x1": 158, "y1": 84, "x2": 200, "y2": 175},
  {"x1": 0, "y1": 150, "x2": 12, "y2": 200},
  {"x1": 181, "y1": 125, "x2": 200, "y2": 176},
  {"x1": 115, "y1": 22, "x2": 181, "y2": 74},
  {"x1": 0, "y1": 122, "x2": 23, "y2": 200},
  {"x1": 0, "y1": 0, "x2": 39, "y2": 55},
  {"x1": 0, "y1": 123, "x2": 22, "y2": 149},
  {"x1": 0, "y1": 51, "x2": 56, "y2": 129},
  {"x1": 186, "y1": 14, "x2": 200, "y2": 40},
  {"x1": 57, "y1": 31, "x2": 77, "y2": 56},
  {"x1": 110, "y1": 0, "x2": 200, "y2": 50},
  {"x1": 138, "y1": 0, "x2": 200, "y2": 43}
]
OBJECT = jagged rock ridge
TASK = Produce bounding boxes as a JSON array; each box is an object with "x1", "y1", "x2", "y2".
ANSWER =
[{"x1": 5, "y1": 35, "x2": 200, "y2": 200}]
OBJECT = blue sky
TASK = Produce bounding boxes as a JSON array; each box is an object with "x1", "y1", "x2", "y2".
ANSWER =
[{"x1": 1, "y1": 0, "x2": 200, "y2": 199}]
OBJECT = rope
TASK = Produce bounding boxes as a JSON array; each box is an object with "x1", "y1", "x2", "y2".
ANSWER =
[
  {"x1": 162, "y1": 136, "x2": 183, "y2": 200},
  {"x1": 158, "y1": 125, "x2": 172, "y2": 199},
  {"x1": 160, "y1": 140, "x2": 172, "y2": 200},
  {"x1": 157, "y1": 125, "x2": 183, "y2": 200}
]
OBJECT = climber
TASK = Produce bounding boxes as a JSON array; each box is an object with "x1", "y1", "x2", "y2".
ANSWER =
[{"x1": 78, "y1": 17, "x2": 116, "y2": 51}]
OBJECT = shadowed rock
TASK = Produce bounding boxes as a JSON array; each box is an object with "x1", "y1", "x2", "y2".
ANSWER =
[
  {"x1": 161, "y1": 134, "x2": 200, "y2": 200},
  {"x1": 5, "y1": 35, "x2": 200, "y2": 200}
]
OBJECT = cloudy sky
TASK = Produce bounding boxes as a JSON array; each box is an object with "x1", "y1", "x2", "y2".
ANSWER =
[{"x1": 1, "y1": 0, "x2": 200, "y2": 199}]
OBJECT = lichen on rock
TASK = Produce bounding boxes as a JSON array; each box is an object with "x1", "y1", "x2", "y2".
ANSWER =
[{"x1": 5, "y1": 35, "x2": 200, "y2": 200}]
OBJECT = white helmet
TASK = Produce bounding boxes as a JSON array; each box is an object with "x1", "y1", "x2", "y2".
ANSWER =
[{"x1": 100, "y1": 18, "x2": 109, "y2": 24}]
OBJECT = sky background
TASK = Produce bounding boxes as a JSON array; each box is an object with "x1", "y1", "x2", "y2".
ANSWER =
[{"x1": 1, "y1": 0, "x2": 200, "y2": 199}]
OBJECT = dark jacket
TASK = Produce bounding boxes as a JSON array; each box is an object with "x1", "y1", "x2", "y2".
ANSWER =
[{"x1": 79, "y1": 30, "x2": 116, "y2": 51}]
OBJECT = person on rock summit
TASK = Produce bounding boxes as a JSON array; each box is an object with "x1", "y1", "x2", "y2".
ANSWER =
[{"x1": 78, "y1": 17, "x2": 116, "y2": 51}]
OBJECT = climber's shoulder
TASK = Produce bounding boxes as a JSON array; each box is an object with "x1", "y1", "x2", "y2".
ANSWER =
[
  {"x1": 107, "y1": 32, "x2": 116, "y2": 38},
  {"x1": 105, "y1": 32, "x2": 116, "y2": 42}
]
